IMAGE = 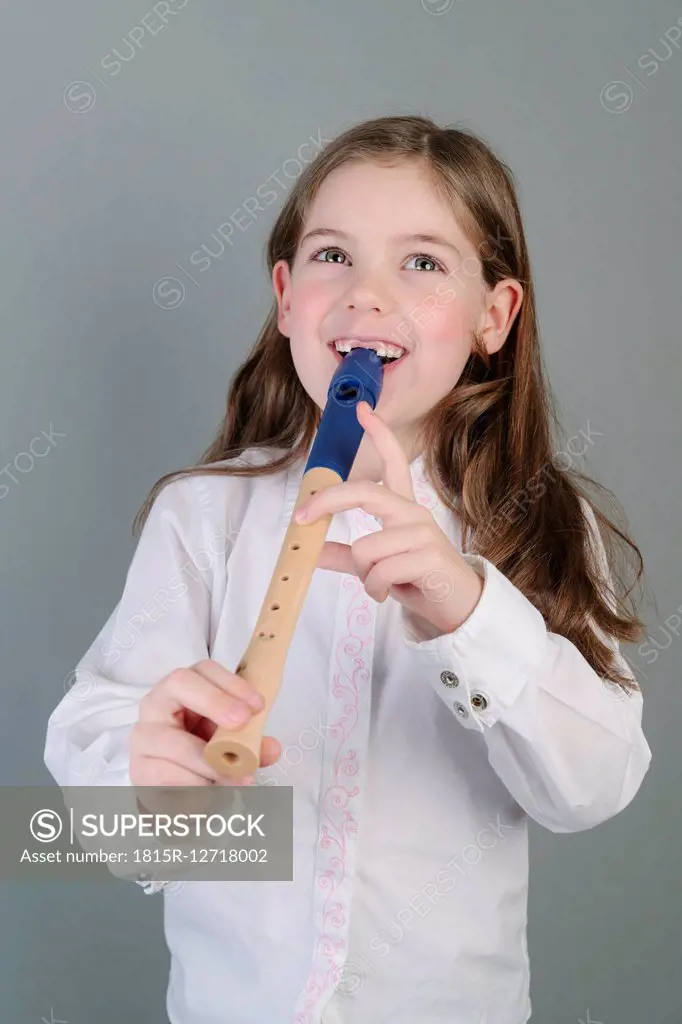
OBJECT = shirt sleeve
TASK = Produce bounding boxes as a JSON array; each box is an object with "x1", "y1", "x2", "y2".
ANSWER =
[
  {"x1": 43, "y1": 473, "x2": 215, "y2": 887},
  {"x1": 400, "y1": 498, "x2": 653, "y2": 834}
]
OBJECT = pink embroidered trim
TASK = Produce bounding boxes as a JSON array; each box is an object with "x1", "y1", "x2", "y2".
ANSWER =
[
  {"x1": 293, "y1": 572, "x2": 374, "y2": 1023},
  {"x1": 293, "y1": 458, "x2": 440, "y2": 1021}
]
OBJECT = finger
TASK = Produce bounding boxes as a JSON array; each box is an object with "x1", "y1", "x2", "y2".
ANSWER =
[
  {"x1": 140, "y1": 667, "x2": 261, "y2": 729},
  {"x1": 132, "y1": 754, "x2": 215, "y2": 788},
  {"x1": 192, "y1": 659, "x2": 265, "y2": 712},
  {"x1": 363, "y1": 548, "x2": 465, "y2": 605},
  {"x1": 347, "y1": 524, "x2": 434, "y2": 583},
  {"x1": 357, "y1": 401, "x2": 416, "y2": 501},
  {"x1": 297, "y1": 480, "x2": 422, "y2": 528},
  {"x1": 259, "y1": 735, "x2": 282, "y2": 767},
  {"x1": 131, "y1": 722, "x2": 225, "y2": 783},
  {"x1": 315, "y1": 527, "x2": 433, "y2": 579},
  {"x1": 315, "y1": 541, "x2": 358, "y2": 576}
]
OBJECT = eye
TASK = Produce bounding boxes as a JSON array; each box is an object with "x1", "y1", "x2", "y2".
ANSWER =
[
  {"x1": 309, "y1": 246, "x2": 349, "y2": 265},
  {"x1": 404, "y1": 253, "x2": 445, "y2": 273},
  {"x1": 306, "y1": 247, "x2": 446, "y2": 272}
]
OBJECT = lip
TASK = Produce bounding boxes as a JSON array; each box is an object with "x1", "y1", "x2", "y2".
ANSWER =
[{"x1": 327, "y1": 341, "x2": 409, "y2": 374}]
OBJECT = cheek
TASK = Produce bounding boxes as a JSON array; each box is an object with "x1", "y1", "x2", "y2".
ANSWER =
[
  {"x1": 409, "y1": 292, "x2": 475, "y2": 388},
  {"x1": 419, "y1": 303, "x2": 472, "y2": 358},
  {"x1": 289, "y1": 278, "x2": 330, "y2": 323},
  {"x1": 410, "y1": 278, "x2": 475, "y2": 338}
]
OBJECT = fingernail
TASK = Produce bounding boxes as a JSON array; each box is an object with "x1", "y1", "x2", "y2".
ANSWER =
[
  {"x1": 248, "y1": 691, "x2": 265, "y2": 711},
  {"x1": 294, "y1": 507, "x2": 308, "y2": 523}
]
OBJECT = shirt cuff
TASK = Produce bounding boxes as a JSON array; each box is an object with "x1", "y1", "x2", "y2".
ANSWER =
[{"x1": 401, "y1": 553, "x2": 548, "y2": 733}]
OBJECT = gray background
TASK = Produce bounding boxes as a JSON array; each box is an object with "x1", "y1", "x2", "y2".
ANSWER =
[{"x1": 1, "y1": 0, "x2": 680, "y2": 1021}]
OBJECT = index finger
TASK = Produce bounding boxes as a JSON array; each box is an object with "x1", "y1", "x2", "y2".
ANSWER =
[
  {"x1": 140, "y1": 662, "x2": 263, "y2": 727},
  {"x1": 357, "y1": 401, "x2": 416, "y2": 501}
]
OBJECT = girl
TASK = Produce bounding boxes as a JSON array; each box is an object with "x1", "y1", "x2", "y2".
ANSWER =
[{"x1": 44, "y1": 114, "x2": 652, "y2": 1024}]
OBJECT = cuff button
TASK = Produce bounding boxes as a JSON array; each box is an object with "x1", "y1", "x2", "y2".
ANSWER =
[
  {"x1": 471, "y1": 692, "x2": 488, "y2": 711},
  {"x1": 440, "y1": 670, "x2": 460, "y2": 688}
]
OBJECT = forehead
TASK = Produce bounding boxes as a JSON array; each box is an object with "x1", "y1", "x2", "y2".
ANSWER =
[{"x1": 303, "y1": 159, "x2": 463, "y2": 235}]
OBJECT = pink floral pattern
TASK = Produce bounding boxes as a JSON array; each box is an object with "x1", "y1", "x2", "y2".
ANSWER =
[
  {"x1": 291, "y1": 453, "x2": 436, "y2": 1022},
  {"x1": 292, "y1": 527, "x2": 377, "y2": 1023}
]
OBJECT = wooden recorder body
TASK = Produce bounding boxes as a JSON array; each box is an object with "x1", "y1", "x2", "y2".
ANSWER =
[{"x1": 204, "y1": 347, "x2": 384, "y2": 779}]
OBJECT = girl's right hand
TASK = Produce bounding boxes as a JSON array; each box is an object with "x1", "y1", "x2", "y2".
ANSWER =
[{"x1": 129, "y1": 659, "x2": 281, "y2": 787}]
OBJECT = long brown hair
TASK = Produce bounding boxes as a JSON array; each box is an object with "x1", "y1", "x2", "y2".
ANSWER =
[{"x1": 134, "y1": 114, "x2": 646, "y2": 693}]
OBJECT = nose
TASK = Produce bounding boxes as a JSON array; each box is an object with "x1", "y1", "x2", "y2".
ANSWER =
[{"x1": 343, "y1": 265, "x2": 393, "y2": 314}]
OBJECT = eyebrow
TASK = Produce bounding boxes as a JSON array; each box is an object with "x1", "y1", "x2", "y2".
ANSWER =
[{"x1": 299, "y1": 227, "x2": 462, "y2": 258}]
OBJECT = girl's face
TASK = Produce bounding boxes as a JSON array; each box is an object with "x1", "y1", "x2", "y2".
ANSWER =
[{"x1": 273, "y1": 158, "x2": 521, "y2": 467}]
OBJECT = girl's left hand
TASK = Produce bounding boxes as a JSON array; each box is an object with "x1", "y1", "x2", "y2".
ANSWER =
[{"x1": 293, "y1": 401, "x2": 484, "y2": 637}]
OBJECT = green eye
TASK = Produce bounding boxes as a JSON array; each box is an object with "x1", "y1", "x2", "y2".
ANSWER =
[
  {"x1": 308, "y1": 247, "x2": 445, "y2": 272},
  {"x1": 311, "y1": 247, "x2": 347, "y2": 264},
  {"x1": 406, "y1": 254, "x2": 441, "y2": 272}
]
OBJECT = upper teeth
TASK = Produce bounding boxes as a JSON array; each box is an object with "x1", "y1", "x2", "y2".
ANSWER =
[{"x1": 333, "y1": 339, "x2": 405, "y2": 360}]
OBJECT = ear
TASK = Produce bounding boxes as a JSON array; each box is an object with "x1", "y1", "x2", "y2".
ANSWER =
[
  {"x1": 479, "y1": 278, "x2": 524, "y2": 355},
  {"x1": 272, "y1": 260, "x2": 293, "y2": 338}
]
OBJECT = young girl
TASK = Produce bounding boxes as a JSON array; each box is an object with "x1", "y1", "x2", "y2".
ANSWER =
[{"x1": 44, "y1": 114, "x2": 652, "y2": 1024}]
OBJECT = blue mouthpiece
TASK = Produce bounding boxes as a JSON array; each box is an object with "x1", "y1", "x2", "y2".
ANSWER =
[{"x1": 304, "y1": 347, "x2": 384, "y2": 480}]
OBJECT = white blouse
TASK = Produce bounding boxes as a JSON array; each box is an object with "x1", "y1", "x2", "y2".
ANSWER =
[{"x1": 43, "y1": 445, "x2": 652, "y2": 1024}]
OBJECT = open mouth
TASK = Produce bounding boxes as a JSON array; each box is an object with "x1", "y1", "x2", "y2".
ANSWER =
[{"x1": 327, "y1": 342, "x2": 408, "y2": 371}]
